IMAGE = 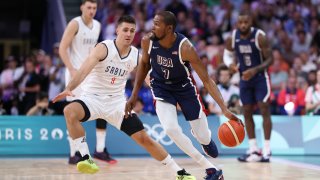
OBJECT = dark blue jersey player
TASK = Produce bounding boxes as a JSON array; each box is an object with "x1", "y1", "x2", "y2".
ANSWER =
[
  {"x1": 224, "y1": 11, "x2": 273, "y2": 163},
  {"x1": 125, "y1": 11, "x2": 243, "y2": 180}
]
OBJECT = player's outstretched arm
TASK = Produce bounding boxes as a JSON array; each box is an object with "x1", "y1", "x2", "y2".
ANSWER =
[
  {"x1": 181, "y1": 40, "x2": 242, "y2": 124},
  {"x1": 125, "y1": 34, "x2": 152, "y2": 117},
  {"x1": 59, "y1": 20, "x2": 78, "y2": 77},
  {"x1": 53, "y1": 43, "x2": 107, "y2": 103}
]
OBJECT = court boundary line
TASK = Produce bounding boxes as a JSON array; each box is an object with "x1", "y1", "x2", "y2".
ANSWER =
[{"x1": 272, "y1": 157, "x2": 320, "y2": 171}]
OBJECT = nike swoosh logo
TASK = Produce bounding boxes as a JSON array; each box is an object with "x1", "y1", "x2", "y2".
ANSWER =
[
  {"x1": 182, "y1": 83, "x2": 188, "y2": 87},
  {"x1": 152, "y1": 46, "x2": 159, "y2": 49}
]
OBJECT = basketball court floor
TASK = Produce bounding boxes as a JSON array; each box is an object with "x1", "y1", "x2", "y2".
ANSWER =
[{"x1": 1, "y1": 156, "x2": 320, "y2": 180}]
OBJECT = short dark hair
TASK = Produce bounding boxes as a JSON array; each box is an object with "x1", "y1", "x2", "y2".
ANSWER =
[
  {"x1": 239, "y1": 11, "x2": 252, "y2": 18},
  {"x1": 82, "y1": 0, "x2": 97, "y2": 4},
  {"x1": 117, "y1": 15, "x2": 136, "y2": 26},
  {"x1": 217, "y1": 64, "x2": 230, "y2": 76},
  {"x1": 156, "y1": 11, "x2": 177, "y2": 31}
]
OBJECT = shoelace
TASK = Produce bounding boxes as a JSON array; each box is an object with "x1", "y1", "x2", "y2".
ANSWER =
[{"x1": 87, "y1": 159, "x2": 95, "y2": 164}]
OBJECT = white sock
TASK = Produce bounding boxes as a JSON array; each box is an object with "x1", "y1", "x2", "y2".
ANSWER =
[
  {"x1": 68, "y1": 137, "x2": 77, "y2": 157},
  {"x1": 74, "y1": 136, "x2": 90, "y2": 157},
  {"x1": 96, "y1": 130, "x2": 106, "y2": 152},
  {"x1": 248, "y1": 139, "x2": 258, "y2": 153},
  {"x1": 161, "y1": 155, "x2": 181, "y2": 174},
  {"x1": 263, "y1": 140, "x2": 271, "y2": 156},
  {"x1": 197, "y1": 156, "x2": 217, "y2": 170}
]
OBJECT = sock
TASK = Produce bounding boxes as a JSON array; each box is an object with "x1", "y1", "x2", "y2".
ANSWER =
[
  {"x1": 68, "y1": 137, "x2": 77, "y2": 157},
  {"x1": 248, "y1": 139, "x2": 258, "y2": 153},
  {"x1": 74, "y1": 136, "x2": 90, "y2": 157},
  {"x1": 197, "y1": 156, "x2": 217, "y2": 170},
  {"x1": 263, "y1": 140, "x2": 271, "y2": 156},
  {"x1": 96, "y1": 130, "x2": 106, "y2": 152},
  {"x1": 160, "y1": 155, "x2": 181, "y2": 174}
]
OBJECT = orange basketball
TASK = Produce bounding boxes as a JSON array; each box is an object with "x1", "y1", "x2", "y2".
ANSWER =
[{"x1": 218, "y1": 120, "x2": 245, "y2": 147}]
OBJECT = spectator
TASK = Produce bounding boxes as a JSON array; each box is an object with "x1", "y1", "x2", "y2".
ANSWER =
[
  {"x1": 205, "y1": 65, "x2": 239, "y2": 115},
  {"x1": 277, "y1": 75, "x2": 305, "y2": 115},
  {"x1": 305, "y1": 69, "x2": 320, "y2": 115},
  {"x1": 26, "y1": 92, "x2": 53, "y2": 116}
]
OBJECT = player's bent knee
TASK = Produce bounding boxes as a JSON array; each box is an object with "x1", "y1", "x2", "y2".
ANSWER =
[
  {"x1": 164, "y1": 127, "x2": 180, "y2": 138},
  {"x1": 120, "y1": 114, "x2": 144, "y2": 136},
  {"x1": 63, "y1": 105, "x2": 78, "y2": 121}
]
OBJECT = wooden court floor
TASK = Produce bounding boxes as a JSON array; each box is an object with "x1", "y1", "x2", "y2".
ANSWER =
[{"x1": 0, "y1": 157, "x2": 320, "y2": 180}]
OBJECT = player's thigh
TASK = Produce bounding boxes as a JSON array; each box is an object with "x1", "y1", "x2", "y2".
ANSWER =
[
  {"x1": 239, "y1": 82, "x2": 255, "y2": 105},
  {"x1": 254, "y1": 78, "x2": 270, "y2": 103},
  {"x1": 175, "y1": 88, "x2": 203, "y2": 121},
  {"x1": 76, "y1": 95, "x2": 105, "y2": 122}
]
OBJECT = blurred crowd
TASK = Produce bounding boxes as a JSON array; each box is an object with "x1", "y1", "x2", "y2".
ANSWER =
[{"x1": 1, "y1": 0, "x2": 320, "y2": 116}]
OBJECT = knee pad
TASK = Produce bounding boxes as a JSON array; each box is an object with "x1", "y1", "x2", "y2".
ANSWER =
[
  {"x1": 96, "y1": 118, "x2": 107, "y2": 129},
  {"x1": 120, "y1": 114, "x2": 144, "y2": 136}
]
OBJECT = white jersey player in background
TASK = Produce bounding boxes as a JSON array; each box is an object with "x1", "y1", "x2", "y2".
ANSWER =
[
  {"x1": 52, "y1": 15, "x2": 196, "y2": 180},
  {"x1": 59, "y1": 0, "x2": 116, "y2": 165}
]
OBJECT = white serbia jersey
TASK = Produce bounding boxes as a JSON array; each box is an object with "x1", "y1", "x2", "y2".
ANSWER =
[
  {"x1": 82, "y1": 40, "x2": 139, "y2": 96},
  {"x1": 69, "y1": 16, "x2": 101, "y2": 69}
]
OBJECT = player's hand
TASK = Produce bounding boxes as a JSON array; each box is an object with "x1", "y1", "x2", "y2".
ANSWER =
[
  {"x1": 52, "y1": 89, "x2": 74, "y2": 103},
  {"x1": 229, "y1": 63, "x2": 238, "y2": 74},
  {"x1": 222, "y1": 109, "x2": 244, "y2": 127},
  {"x1": 241, "y1": 68, "x2": 257, "y2": 81},
  {"x1": 124, "y1": 96, "x2": 137, "y2": 118}
]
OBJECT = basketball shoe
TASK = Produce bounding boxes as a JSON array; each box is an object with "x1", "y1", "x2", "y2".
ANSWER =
[
  {"x1": 260, "y1": 152, "x2": 271, "y2": 162},
  {"x1": 204, "y1": 168, "x2": 224, "y2": 180},
  {"x1": 238, "y1": 150, "x2": 262, "y2": 162},
  {"x1": 77, "y1": 154, "x2": 99, "y2": 174},
  {"x1": 68, "y1": 151, "x2": 82, "y2": 165},
  {"x1": 93, "y1": 148, "x2": 117, "y2": 164},
  {"x1": 176, "y1": 169, "x2": 196, "y2": 180},
  {"x1": 191, "y1": 129, "x2": 218, "y2": 158}
]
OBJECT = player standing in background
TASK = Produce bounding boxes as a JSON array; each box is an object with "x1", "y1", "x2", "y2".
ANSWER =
[
  {"x1": 125, "y1": 11, "x2": 242, "y2": 180},
  {"x1": 59, "y1": 0, "x2": 116, "y2": 165},
  {"x1": 223, "y1": 12, "x2": 273, "y2": 162},
  {"x1": 53, "y1": 15, "x2": 195, "y2": 180}
]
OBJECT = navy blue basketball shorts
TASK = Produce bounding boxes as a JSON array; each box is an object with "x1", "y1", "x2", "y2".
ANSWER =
[
  {"x1": 151, "y1": 85, "x2": 205, "y2": 121},
  {"x1": 239, "y1": 77, "x2": 271, "y2": 105}
]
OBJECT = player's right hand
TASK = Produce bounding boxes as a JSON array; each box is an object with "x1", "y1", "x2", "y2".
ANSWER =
[
  {"x1": 52, "y1": 90, "x2": 74, "y2": 103},
  {"x1": 229, "y1": 63, "x2": 238, "y2": 74},
  {"x1": 124, "y1": 96, "x2": 137, "y2": 118},
  {"x1": 222, "y1": 109, "x2": 244, "y2": 127}
]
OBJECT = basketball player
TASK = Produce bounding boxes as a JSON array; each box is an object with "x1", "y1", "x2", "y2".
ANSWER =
[
  {"x1": 125, "y1": 11, "x2": 242, "y2": 180},
  {"x1": 223, "y1": 12, "x2": 273, "y2": 162},
  {"x1": 53, "y1": 15, "x2": 195, "y2": 179},
  {"x1": 59, "y1": 0, "x2": 116, "y2": 164}
]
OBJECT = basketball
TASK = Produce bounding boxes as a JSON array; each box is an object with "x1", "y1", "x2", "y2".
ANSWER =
[{"x1": 218, "y1": 120, "x2": 245, "y2": 147}]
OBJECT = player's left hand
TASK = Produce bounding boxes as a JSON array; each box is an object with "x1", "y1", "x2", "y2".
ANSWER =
[
  {"x1": 241, "y1": 68, "x2": 257, "y2": 81},
  {"x1": 52, "y1": 89, "x2": 74, "y2": 103},
  {"x1": 222, "y1": 109, "x2": 244, "y2": 127}
]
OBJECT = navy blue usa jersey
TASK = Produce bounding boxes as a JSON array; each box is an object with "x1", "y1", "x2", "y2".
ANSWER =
[
  {"x1": 233, "y1": 27, "x2": 267, "y2": 81},
  {"x1": 149, "y1": 33, "x2": 192, "y2": 86},
  {"x1": 147, "y1": 33, "x2": 206, "y2": 120}
]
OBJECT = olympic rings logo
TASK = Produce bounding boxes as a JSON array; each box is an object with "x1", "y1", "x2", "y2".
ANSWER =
[{"x1": 143, "y1": 123, "x2": 174, "y2": 146}]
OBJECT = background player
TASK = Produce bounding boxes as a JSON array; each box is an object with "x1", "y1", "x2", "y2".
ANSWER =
[
  {"x1": 223, "y1": 11, "x2": 273, "y2": 162},
  {"x1": 53, "y1": 15, "x2": 195, "y2": 180},
  {"x1": 59, "y1": 0, "x2": 116, "y2": 164},
  {"x1": 125, "y1": 11, "x2": 242, "y2": 180}
]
